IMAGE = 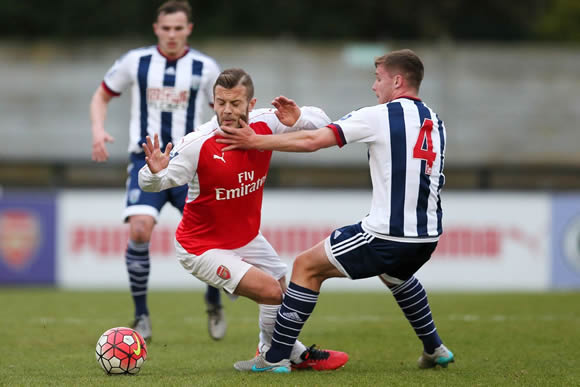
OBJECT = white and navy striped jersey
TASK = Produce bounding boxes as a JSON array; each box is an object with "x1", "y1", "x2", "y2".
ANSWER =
[
  {"x1": 102, "y1": 46, "x2": 220, "y2": 154},
  {"x1": 328, "y1": 96, "x2": 446, "y2": 241}
]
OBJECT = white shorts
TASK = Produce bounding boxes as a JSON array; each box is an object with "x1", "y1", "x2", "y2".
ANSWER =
[{"x1": 175, "y1": 233, "x2": 288, "y2": 294}]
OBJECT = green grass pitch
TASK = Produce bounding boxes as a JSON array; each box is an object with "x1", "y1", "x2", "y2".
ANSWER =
[{"x1": 0, "y1": 289, "x2": 578, "y2": 386}]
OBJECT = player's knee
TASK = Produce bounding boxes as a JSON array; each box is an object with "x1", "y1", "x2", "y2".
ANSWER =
[
  {"x1": 293, "y1": 253, "x2": 317, "y2": 276},
  {"x1": 129, "y1": 221, "x2": 153, "y2": 243},
  {"x1": 130, "y1": 230, "x2": 150, "y2": 244},
  {"x1": 293, "y1": 252, "x2": 331, "y2": 286},
  {"x1": 260, "y1": 283, "x2": 283, "y2": 304}
]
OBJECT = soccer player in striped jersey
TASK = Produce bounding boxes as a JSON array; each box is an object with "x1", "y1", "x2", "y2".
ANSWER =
[
  {"x1": 89, "y1": 1, "x2": 224, "y2": 341},
  {"x1": 139, "y1": 68, "x2": 349, "y2": 371},
  {"x1": 219, "y1": 49, "x2": 455, "y2": 372}
]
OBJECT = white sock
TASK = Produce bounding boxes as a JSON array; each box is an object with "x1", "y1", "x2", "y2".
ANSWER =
[
  {"x1": 290, "y1": 340, "x2": 307, "y2": 363},
  {"x1": 258, "y1": 304, "x2": 278, "y2": 352},
  {"x1": 258, "y1": 303, "x2": 307, "y2": 363}
]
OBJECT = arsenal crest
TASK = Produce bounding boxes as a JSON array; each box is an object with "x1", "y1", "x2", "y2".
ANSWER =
[
  {"x1": 216, "y1": 265, "x2": 231, "y2": 280},
  {"x1": 0, "y1": 210, "x2": 41, "y2": 270}
]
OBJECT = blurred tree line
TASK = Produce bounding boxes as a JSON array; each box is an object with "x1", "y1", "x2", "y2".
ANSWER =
[{"x1": 3, "y1": 0, "x2": 579, "y2": 42}]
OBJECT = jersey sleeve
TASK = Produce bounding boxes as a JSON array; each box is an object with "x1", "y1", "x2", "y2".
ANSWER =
[
  {"x1": 102, "y1": 51, "x2": 134, "y2": 96},
  {"x1": 201, "y1": 58, "x2": 221, "y2": 104},
  {"x1": 270, "y1": 106, "x2": 332, "y2": 134},
  {"x1": 327, "y1": 106, "x2": 378, "y2": 146},
  {"x1": 138, "y1": 131, "x2": 205, "y2": 192}
]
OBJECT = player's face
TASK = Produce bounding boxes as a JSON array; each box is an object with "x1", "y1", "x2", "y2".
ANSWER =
[
  {"x1": 372, "y1": 65, "x2": 398, "y2": 104},
  {"x1": 153, "y1": 11, "x2": 192, "y2": 59},
  {"x1": 214, "y1": 85, "x2": 257, "y2": 127}
]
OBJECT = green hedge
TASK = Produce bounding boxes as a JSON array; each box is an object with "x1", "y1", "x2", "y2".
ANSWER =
[{"x1": 4, "y1": 0, "x2": 577, "y2": 42}]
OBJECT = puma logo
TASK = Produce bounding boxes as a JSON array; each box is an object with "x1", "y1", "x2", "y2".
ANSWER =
[{"x1": 213, "y1": 153, "x2": 226, "y2": 163}]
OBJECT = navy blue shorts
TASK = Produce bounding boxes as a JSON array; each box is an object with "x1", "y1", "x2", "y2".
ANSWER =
[
  {"x1": 123, "y1": 152, "x2": 188, "y2": 221},
  {"x1": 324, "y1": 222, "x2": 437, "y2": 281}
]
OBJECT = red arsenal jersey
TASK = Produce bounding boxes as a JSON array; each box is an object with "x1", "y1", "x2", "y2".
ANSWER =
[{"x1": 139, "y1": 107, "x2": 330, "y2": 254}]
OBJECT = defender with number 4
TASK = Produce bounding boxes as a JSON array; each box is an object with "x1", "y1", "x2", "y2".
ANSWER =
[{"x1": 219, "y1": 49, "x2": 454, "y2": 372}]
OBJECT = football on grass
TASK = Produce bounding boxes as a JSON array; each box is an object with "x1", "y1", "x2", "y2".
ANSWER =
[{"x1": 95, "y1": 327, "x2": 147, "y2": 375}]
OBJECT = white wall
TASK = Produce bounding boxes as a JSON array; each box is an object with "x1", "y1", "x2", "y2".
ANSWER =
[{"x1": 2, "y1": 41, "x2": 580, "y2": 167}]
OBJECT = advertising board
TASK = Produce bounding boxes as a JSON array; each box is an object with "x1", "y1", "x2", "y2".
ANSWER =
[{"x1": 57, "y1": 190, "x2": 550, "y2": 291}]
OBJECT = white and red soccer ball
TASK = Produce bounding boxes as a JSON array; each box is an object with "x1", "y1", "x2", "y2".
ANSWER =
[{"x1": 95, "y1": 327, "x2": 147, "y2": 375}]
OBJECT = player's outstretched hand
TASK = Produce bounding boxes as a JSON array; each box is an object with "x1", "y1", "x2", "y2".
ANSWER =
[
  {"x1": 217, "y1": 119, "x2": 256, "y2": 151},
  {"x1": 142, "y1": 134, "x2": 172, "y2": 173},
  {"x1": 92, "y1": 131, "x2": 115, "y2": 162},
  {"x1": 272, "y1": 96, "x2": 301, "y2": 127}
]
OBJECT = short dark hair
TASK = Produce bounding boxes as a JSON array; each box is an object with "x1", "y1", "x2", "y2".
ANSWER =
[
  {"x1": 157, "y1": 1, "x2": 193, "y2": 23},
  {"x1": 375, "y1": 49, "x2": 424, "y2": 90},
  {"x1": 213, "y1": 68, "x2": 255, "y2": 101}
]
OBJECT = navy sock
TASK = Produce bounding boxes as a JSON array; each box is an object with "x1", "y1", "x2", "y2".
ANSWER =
[
  {"x1": 205, "y1": 285, "x2": 221, "y2": 306},
  {"x1": 390, "y1": 276, "x2": 442, "y2": 353},
  {"x1": 125, "y1": 240, "x2": 150, "y2": 317},
  {"x1": 265, "y1": 282, "x2": 319, "y2": 363}
]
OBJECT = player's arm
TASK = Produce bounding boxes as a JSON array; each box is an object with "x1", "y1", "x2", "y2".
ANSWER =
[
  {"x1": 204, "y1": 58, "x2": 221, "y2": 111},
  {"x1": 271, "y1": 96, "x2": 331, "y2": 130},
  {"x1": 219, "y1": 123, "x2": 339, "y2": 152},
  {"x1": 138, "y1": 134, "x2": 196, "y2": 192},
  {"x1": 89, "y1": 84, "x2": 116, "y2": 162}
]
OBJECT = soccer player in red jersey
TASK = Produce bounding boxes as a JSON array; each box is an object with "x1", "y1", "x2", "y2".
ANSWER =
[{"x1": 139, "y1": 68, "x2": 349, "y2": 372}]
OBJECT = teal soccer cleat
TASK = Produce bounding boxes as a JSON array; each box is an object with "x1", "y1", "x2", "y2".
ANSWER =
[
  {"x1": 418, "y1": 344, "x2": 455, "y2": 369},
  {"x1": 234, "y1": 353, "x2": 291, "y2": 373}
]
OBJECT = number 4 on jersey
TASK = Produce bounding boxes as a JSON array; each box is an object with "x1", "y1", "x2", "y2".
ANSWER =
[{"x1": 413, "y1": 119, "x2": 436, "y2": 175}]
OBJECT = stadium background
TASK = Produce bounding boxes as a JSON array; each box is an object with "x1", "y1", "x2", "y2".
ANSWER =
[{"x1": 1, "y1": 0, "x2": 580, "y2": 291}]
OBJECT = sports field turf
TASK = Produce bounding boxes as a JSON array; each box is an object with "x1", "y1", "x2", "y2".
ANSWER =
[{"x1": 0, "y1": 289, "x2": 578, "y2": 386}]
